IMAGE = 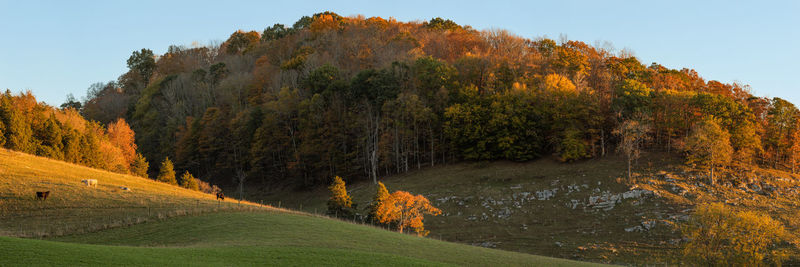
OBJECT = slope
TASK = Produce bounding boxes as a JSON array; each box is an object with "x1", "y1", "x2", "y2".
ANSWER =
[
  {"x1": 0, "y1": 148, "x2": 260, "y2": 237},
  {"x1": 260, "y1": 152, "x2": 800, "y2": 265},
  {"x1": 0, "y1": 149, "x2": 601, "y2": 266},
  {"x1": 0, "y1": 211, "x2": 598, "y2": 266}
]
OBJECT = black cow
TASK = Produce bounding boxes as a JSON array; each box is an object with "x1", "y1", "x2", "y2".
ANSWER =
[
  {"x1": 216, "y1": 192, "x2": 225, "y2": 201},
  {"x1": 36, "y1": 191, "x2": 50, "y2": 201}
]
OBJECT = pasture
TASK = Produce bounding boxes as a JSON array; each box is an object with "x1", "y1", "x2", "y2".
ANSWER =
[
  {"x1": 0, "y1": 149, "x2": 264, "y2": 237},
  {"x1": 0, "y1": 149, "x2": 600, "y2": 266}
]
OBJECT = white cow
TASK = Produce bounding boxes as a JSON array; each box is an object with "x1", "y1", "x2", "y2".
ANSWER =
[{"x1": 81, "y1": 179, "x2": 98, "y2": 187}]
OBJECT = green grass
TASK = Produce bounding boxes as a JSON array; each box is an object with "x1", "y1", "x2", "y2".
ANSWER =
[
  {"x1": 1, "y1": 211, "x2": 600, "y2": 266},
  {"x1": 0, "y1": 149, "x2": 602, "y2": 266}
]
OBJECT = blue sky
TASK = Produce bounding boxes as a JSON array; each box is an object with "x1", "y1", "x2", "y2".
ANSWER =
[{"x1": 1, "y1": 0, "x2": 798, "y2": 106}]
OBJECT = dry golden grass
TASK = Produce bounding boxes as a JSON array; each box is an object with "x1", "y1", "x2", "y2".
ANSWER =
[{"x1": 0, "y1": 149, "x2": 268, "y2": 238}]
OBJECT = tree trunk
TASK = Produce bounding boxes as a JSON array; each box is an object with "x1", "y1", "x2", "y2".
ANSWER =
[
  {"x1": 710, "y1": 166, "x2": 714, "y2": 186},
  {"x1": 627, "y1": 156, "x2": 632, "y2": 181},
  {"x1": 600, "y1": 129, "x2": 605, "y2": 157}
]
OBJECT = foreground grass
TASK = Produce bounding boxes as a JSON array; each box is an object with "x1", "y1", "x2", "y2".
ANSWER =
[
  {"x1": 0, "y1": 149, "x2": 601, "y2": 266},
  {"x1": 0, "y1": 211, "x2": 601, "y2": 266},
  {"x1": 0, "y1": 149, "x2": 264, "y2": 237}
]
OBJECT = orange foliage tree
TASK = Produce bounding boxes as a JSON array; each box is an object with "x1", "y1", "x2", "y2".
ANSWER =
[
  {"x1": 376, "y1": 190, "x2": 441, "y2": 236},
  {"x1": 106, "y1": 118, "x2": 137, "y2": 166}
]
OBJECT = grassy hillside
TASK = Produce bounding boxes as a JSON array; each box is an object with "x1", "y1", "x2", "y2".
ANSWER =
[
  {"x1": 259, "y1": 152, "x2": 800, "y2": 265},
  {"x1": 0, "y1": 149, "x2": 263, "y2": 237},
  {"x1": 0, "y1": 149, "x2": 600, "y2": 266},
  {"x1": 0, "y1": 211, "x2": 596, "y2": 266}
]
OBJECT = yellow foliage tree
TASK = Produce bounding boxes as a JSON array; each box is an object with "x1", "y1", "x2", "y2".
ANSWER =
[
  {"x1": 369, "y1": 182, "x2": 391, "y2": 223},
  {"x1": 376, "y1": 190, "x2": 441, "y2": 236},
  {"x1": 327, "y1": 176, "x2": 352, "y2": 216},
  {"x1": 542, "y1": 73, "x2": 576, "y2": 93},
  {"x1": 686, "y1": 117, "x2": 732, "y2": 184},
  {"x1": 683, "y1": 203, "x2": 787, "y2": 266}
]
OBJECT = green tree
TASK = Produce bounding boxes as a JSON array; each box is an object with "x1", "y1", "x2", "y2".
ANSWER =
[
  {"x1": 224, "y1": 30, "x2": 260, "y2": 54},
  {"x1": 261, "y1": 23, "x2": 290, "y2": 42},
  {"x1": 686, "y1": 117, "x2": 733, "y2": 184},
  {"x1": 327, "y1": 176, "x2": 352, "y2": 216},
  {"x1": 131, "y1": 153, "x2": 149, "y2": 178},
  {"x1": 558, "y1": 127, "x2": 588, "y2": 162},
  {"x1": 790, "y1": 125, "x2": 800, "y2": 174},
  {"x1": 60, "y1": 93, "x2": 82, "y2": 110},
  {"x1": 157, "y1": 157, "x2": 177, "y2": 185},
  {"x1": 179, "y1": 171, "x2": 199, "y2": 191},
  {"x1": 126, "y1": 48, "x2": 156, "y2": 86},
  {"x1": 766, "y1": 97, "x2": 798, "y2": 168},
  {"x1": 423, "y1": 17, "x2": 461, "y2": 31},
  {"x1": 613, "y1": 79, "x2": 652, "y2": 119}
]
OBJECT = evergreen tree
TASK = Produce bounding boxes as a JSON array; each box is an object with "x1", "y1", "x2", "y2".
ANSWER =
[
  {"x1": 157, "y1": 157, "x2": 177, "y2": 185},
  {"x1": 327, "y1": 176, "x2": 352, "y2": 216},
  {"x1": 179, "y1": 171, "x2": 199, "y2": 191},
  {"x1": 131, "y1": 153, "x2": 149, "y2": 178}
]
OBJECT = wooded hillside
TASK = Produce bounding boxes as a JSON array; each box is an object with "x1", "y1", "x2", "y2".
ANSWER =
[{"x1": 69, "y1": 12, "x2": 797, "y2": 189}]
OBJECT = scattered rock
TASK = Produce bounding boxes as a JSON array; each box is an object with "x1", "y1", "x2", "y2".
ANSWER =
[
  {"x1": 569, "y1": 199, "x2": 581, "y2": 209},
  {"x1": 622, "y1": 189, "x2": 653, "y2": 199},
  {"x1": 642, "y1": 220, "x2": 657, "y2": 231},
  {"x1": 473, "y1": 241, "x2": 498, "y2": 248},
  {"x1": 625, "y1": 226, "x2": 643, "y2": 232},
  {"x1": 536, "y1": 189, "x2": 557, "y2": 200}
]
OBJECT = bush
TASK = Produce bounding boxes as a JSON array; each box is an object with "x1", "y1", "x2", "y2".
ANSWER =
[
  {"x1": 682, "y1": 203, "x2": 787, "y2": 266},
  {"x1": 198, "y1": 179, "x2": 220, "y2": 194}
]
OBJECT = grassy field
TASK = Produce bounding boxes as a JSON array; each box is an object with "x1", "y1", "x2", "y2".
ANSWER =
[
  {"x1": 259, "y1": 152, "x2": 800, "y2": 264},
  {"x1": 0, "y1": 149, "x2": 266, "y2": 238},
  {"x1": 0, "y1": 149, "x2": 602, "y2": 266},
  {"x1": 0, "y1": 211, "x2": 598, "y2": 266}
]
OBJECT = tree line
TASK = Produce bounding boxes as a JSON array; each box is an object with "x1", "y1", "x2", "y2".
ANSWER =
[
  {"x1": 69, "y1": 12, "x2": 800, "y2": 189},
  {"x1": 0, "y1": 90, "x2": 146, "y2": 176}
]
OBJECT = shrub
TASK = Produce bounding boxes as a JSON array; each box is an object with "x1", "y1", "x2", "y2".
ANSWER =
[
  {"x1": 682, "y1": 203, "x2": 787, "y2": 266},
  {"x1": 198, "y1": 179, "x2": 220, "y2": 194}
]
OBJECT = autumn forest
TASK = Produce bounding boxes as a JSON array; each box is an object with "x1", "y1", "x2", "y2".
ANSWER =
[
  {"x1": 1, "y1": 13, "x2": 791, "y2": 190},
  {"x1": 5, "y1": 10, "x2": 800, "y2": 265}
]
